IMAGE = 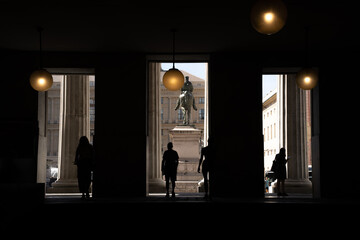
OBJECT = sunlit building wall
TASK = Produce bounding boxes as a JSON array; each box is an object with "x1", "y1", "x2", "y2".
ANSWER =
[{"x1": 263, "y1": 88, "x2": 279, "y2": 171}]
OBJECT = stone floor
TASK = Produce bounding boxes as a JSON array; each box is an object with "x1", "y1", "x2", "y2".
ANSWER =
[{"x1": 2, "y1": 192, "x2": 359, "y2": 236}]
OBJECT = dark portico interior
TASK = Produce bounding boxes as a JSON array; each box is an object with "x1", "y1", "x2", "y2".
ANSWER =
[{"x1": 1, "y1": 0, "x2": 359, "y2": 232}]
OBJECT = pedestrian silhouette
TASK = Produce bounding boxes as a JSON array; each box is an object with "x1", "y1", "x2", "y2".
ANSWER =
[
  {"x1": 274, "y1": 148, "x2": 289, "y2": 196},
  {"x1": 74, "y1": 136, "x2": 95, "y2": 200},
  {"x1": 161, "y1": 142, "x2": 179, "y2": 198},
  {"x1": 198, "y1": 137, "x2": 214, "y2": 199}
]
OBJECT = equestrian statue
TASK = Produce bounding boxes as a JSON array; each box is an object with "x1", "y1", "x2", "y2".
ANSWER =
[{"x1": 175, "y1": 76, "x2": 197, "y2": 125}]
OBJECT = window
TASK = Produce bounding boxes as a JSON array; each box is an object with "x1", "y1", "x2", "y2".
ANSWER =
[
  {"x1": 199, "y1": 109, "x2": 205, "y2": 120},
  {"x1": 274, "y1": 123, "x2": 276, "y2": 138},
  {"x1": 199, "y1": 97, "x2": 205, "y2": 104},
  {"x1": 264, "y1": 128, "x2": 266, "y2": 141}
]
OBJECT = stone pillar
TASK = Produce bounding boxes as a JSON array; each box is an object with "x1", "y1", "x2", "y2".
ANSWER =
[
  {"x1": 50, "y1": 75, "x2": 90, "y2": 193},
  {"x1": 147, "y1": 63, "x2": 165, "y2": 193},
  {"x1": 36, "y1": 91, "x2": 47, "y2": 185},
  {"x1": 284, "y1": 74, "x2": 312, "y2": 194}
]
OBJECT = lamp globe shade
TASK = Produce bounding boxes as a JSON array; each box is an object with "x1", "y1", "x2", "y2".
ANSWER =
[
  {"x1": 30, "y1": 69, "x2": 53, "y2": 91},
  {"x1": 163, "y1": 68, "x2": 184, "y2": 91},
  {"x1": 251, "y1": 0, "x2": 287, "y2": 35},
  {"x1": 296, "y1": 68, "x2": 318, "y2": 90}
]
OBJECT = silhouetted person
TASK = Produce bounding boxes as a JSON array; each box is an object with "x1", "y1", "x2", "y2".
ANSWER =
[
  {"x1": 198, "y1": 137, "x2": 214, "y2": 199},
  {"x1": 74, "y1": 136, "x2": 95, "y2": 200},
  {"x1": 274, "y1": 148, "x2": 289, "y2": 196},
  {"x1": 161, "y1": 142, "x2": 179, "y2": 198}
]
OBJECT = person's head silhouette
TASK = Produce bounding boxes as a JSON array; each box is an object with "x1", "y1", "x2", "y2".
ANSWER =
[
  {"x1": 207, "y1": 137, "x2": 213, "y2": 146},
  {"x1": 167, "y1": 142, "x2": 173, "y2": 150},
  {"x1": 279, "y1": 147, "x2": 286, "y2": 156},
  {"x1": 79, "y1": 136, "x2": 90, "y2": 145}
]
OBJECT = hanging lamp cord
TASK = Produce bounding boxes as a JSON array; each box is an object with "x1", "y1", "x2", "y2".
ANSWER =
[
  {"x1": 38, "y1": 26, "x2": 43, "y2": 69},
  {"x1": 305, "y1": 26, "x2": 310, "y2": 68},
  {"x1": 172, "y1": 29, "x2": 176, "y2": 69}
]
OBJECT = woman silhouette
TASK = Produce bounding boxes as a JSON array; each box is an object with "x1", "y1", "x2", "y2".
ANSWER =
[
  {"x1": 74, "y1": 136, "x2": 95, "y2": 200},
  {"x1": 274, "y1": 148, "x2": 288, "y2": 196}
]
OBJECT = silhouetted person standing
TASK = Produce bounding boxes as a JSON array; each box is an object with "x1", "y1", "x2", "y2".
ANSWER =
[
  {"x1": 162, "y1": 142, "x2": 179, "y2": 198},
  {"x1": 74, "y1": 136, "x2": 95, "y2": 200},
  {"x1": 274, "y1": 148, "x2": 288, "y2": 196},
  {"x1": 198, "y1": 137, "x2": 214, "y2": 199}
]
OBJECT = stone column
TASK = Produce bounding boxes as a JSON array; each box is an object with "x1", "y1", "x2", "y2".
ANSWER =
[
  {"x1": 147, "y1": 62, "x2": 165, "y2": 193},
  {"x1": 284, "y1": 74, "x2": 312, "y2": 194},
  {"x1": 36, "y1": 91, "x2": 47, "y2": 185},
  {"x1": 50, "y1": 75, "x2": 90, "y2": 192}
]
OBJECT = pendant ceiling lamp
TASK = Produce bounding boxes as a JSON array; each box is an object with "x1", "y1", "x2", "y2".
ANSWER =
[
  {"x1": 30, "y1": 27, "x2": 53, "y2": 92},
  {"x1": 296, "y1": 68, "x2": 318, "y2": 90},
  {"x1": 250, "y1": 0, "x2": 287, "y2": 35},
  {"x1": 296, "y1": 27, "x2": 318, "y2": 90},
  {"x1": 162, "y1": 29, "x2": 184, "y2": 91}
]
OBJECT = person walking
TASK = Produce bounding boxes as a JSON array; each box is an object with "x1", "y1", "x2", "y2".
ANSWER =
[
  {"x1": 74, "y1": 136, "x2": 95, "y2": 200},
  {"x1": 161, "y1": 142, "x2": 179, "y2": 198}
]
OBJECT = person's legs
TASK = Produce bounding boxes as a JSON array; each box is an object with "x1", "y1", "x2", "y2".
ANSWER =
[
  {"x1": 280, "y1": 180, "x2": 287, "y2": 195},
  {"x1": 78, "y1": 168, "x2": 86, "y2": 199},
  {"x1": 276, "y1": 179, "x2": 281, "y2": 195},
  {"x1": 277, "y1": 180, "x2": 287, "y2": 196},
  {"x1": 170, "y1": 174, "x2": 176, "y2": 197},
  {"x1": 165, "y1": 175, "x2": 170, "y2": 197},
  {"x1": 85, "y1": 170, "x2": 91, "y2": 198},
  {"x1": 203, "y1": 170, "x2": 209, "y2": 197}
]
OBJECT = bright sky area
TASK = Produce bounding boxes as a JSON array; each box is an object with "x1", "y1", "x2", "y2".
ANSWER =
[{"x1": 262, "y1": 75, "x2": 278, "y2": 99}]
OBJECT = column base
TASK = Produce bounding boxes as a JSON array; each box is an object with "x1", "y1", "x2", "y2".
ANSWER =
[
  {"x1": 148, "y1": 178, "x2": 166, "y2": 193},
  {"x1": 271, "y1": 179, "x2": 312, "y2": 194}
]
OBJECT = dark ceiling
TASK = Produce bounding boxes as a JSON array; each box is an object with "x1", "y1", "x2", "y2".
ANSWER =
[{"x1": 0, "y1": 0, "x2": 357, "y2": 53}]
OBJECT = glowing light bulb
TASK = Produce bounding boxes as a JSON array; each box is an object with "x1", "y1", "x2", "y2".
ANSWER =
[
  {"x1": 296, "y1": 68, "x2": 318, "y2": 90},
  {"x1": 264, "y1": 12, "x2": 274, "y2": 23},
  {"x1": 38, "y1": 78, "x2": 45, "y2": 85},
  {"x1": 29, "y1": 69, "x2": 53, "y2": 91},
  {"x1": 162, "y1": 68, "x2": 184, "y2": 91},
  {"x1": 250, "y1": 0, "x2": 287, "y2": 35}
]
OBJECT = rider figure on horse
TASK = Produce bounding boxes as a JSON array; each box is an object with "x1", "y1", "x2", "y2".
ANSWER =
[{"x1": 175, "y1": 76, "x2": 197, "y2": 125}]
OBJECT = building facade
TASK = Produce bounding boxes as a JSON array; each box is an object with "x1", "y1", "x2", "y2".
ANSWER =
[{"x1": 263, "y1": 89, "x2": 279, "y2": 172}]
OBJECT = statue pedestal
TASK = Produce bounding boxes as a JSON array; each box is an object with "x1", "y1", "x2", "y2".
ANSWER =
[{"x1": 169, "y1": 125, "x2": 203, "y2": 193}]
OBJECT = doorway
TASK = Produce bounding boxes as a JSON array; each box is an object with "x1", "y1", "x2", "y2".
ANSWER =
[
  {"x1": 36, "y1": 72, "x2": 95, "y2": 196},
  {"x1": 262, "y1": 73, "x2": 313, "y2": 197},
  {"x1": 147, "y1": 61, "x2": 209, "y2": 197}
]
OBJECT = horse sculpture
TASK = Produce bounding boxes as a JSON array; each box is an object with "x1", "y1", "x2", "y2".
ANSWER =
[{"x1": 175, "y1": 76, "x2": 197, "y2": 125}]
